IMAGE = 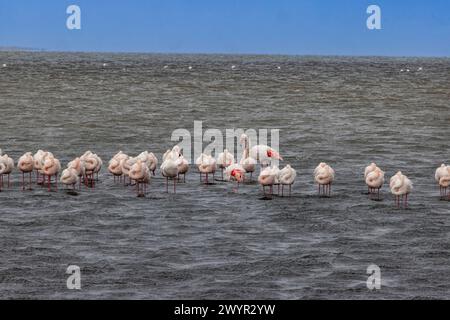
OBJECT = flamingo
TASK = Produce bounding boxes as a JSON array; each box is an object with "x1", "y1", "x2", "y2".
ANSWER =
[
  {"x1": 108, "y1": 151, "x2": 128, "y2": 180},
  {"x1": 0, "y1": 154, "x2": 14, "y2": 190},
  {"x1": 196, "y1": 153, "x2": 216, "y2": 184},
  {"x1": 129, "y1": 159, "x2": 150, "y2": 196},
  {"x1": 108, "y1": 157, "x2": 124, "y2": 182},
  {"x1": 18, "y1": 152, "x2": 34, "y2": 190},
  {"x1": 81, "y1": 152, "x2": 100, "y2": 187},
  {"x1": 34, "y1": 150, "x2": 52, "y2": 184},
  {"x1": 161, "y1": 150, "x2": 180, "y2": 193},
  {"x1": 435, "y1": 164, "x2": 450, "y2": 199},
  {"x1": 60, "y1": 168, "x2": 79, "y2": 190},
  {"x1": 217, "y1": 149, "x2": 234, "y2": 180},
  {"x1": 239, "y1": 134, "x2": 257, "y2": 180},
  {"x1": 365, "y1": 167, "x2": 385, "y2": 200},
  {"x1": 68, "y1": 157, "x2": 86, "y2": 189},
  {"x1": 279, "y1": 164, "x2": 296, "y2": 197},
  {"x1": 390, "y1": 171, "x2": 413, "y2": 208},
  {"x1": 121, "y1": 157, "x2": 136, "y2": 186},
  {"x1": 258, "y1": 166, "x2": 277, "y2": 197},
  {"x1": 225, "y1": 163, "x2": 246, "y2": 191},
  {"x1": 314, "y1": 162, "x2": 335, "y2": 196},
  {"x1": 42, "y1": 155, "x2": 61, "y2": 191}
]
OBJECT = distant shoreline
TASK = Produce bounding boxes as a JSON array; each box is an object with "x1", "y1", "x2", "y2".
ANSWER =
[{"x1": 0, "y1": 47, "x2": 449, "y2": 59}]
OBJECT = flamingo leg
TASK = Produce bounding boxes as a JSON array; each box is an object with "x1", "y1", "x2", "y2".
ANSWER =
[{"x1": 289, "y1": 184, "x2": 292, "y2": 197}]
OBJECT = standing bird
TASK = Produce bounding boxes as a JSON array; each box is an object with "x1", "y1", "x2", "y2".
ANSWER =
[
  {"x1": 258, "y1": 166, "x2": 277, "y2": 197},
  {"x1": 390, "y1": 171, "x2": 413, "y2": 208},
  {"x1": 225, "y1": 163, "x2": 246, "y2": 192},
  {"x1": 18, "y1": 152, "x2": 34, "y2": 190},
  {"x1": 42, "y1": 155, "x2": 61, "y2": 191},
  {"x1": 279, "y1": 164, "x2": 296, "y2": 197},
  {"x1": 0, "y1": 154, "x2": 14, "y2": 190},
  {"x1": 217, "y1": 149, "x2": 234, "y2": 180},
  {"x1": 314, "y1": 162, "x2": 335, "y2": 196},
  {"x1": 108, "y1": 151, "x2": 128, "y2": 182},
  {"x1": 129, "y1": 159, "x2": 150, "y2": 197},
  {"x1": 196, "y1": 153, "x2": 216, "y2": 184},
  {"x1": 60, "y1": 168, "x2": 79, "y2": 190},
  {"x1": 365, "y1": 167, "x2": 385, "y2": 200},
  {"x1": 240, "y1": 134, "x2": 257, "y2": 180},
  {"x1": 121, "y1": 157, "x2": 137, "y2": 186},
  {"x1": 34, "y1": 151, "x2": 53, "y2": 185},
  {"x1": 161, "y1": 150, "x2": 180, "y2": 193},
  {"x1": 68, "y1": 157, "x2": 86, "y2": 189},
  {"x1": 82, "y1": 152, "x2": 100, "y2": 187},
  {"x1": 435, "y1": 164, "x2": 450, "y2": 199}
]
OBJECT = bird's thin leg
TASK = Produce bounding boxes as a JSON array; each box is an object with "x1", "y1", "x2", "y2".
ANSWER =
[
  {"x1": 281, "y1": 185, "x2": 284, "y2": 197},
  {"x1": 22, "y1": 172, "x2": 25, "y2": 191},
  {"x1": 289, "y1": 184, "x2": 292, "y2": 197},
  {"x1": 405, "y1": 194, "x2": 408, "y2": 208},
  {"x1": 7, "y1": 174, "x2": 10, "y2": 188},
  {"x1": 174, "y1": 177, "x2": 176, "y2": 193},
  {"x1": 166, "y1": 176, "x2": 168, "y2": 193}
]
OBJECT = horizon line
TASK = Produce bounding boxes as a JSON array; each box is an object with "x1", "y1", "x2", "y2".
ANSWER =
[{"x1": 1, "y1": 47, "x2": 449, "y2": 59}]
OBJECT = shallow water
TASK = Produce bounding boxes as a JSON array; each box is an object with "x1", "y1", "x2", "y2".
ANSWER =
[{"x1": 0, "y1": 52, "x2": 449, "y2": 299}]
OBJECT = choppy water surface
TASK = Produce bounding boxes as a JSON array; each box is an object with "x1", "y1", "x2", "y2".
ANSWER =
[{"x1": 0, "y1": 52, "x2": 449, "y2": 299}]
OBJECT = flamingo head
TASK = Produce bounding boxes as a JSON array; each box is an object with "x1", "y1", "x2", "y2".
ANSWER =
[
  {"x1": 267, "y1": 149, "x2": 283, "y2": 161},
  {"x1": 231, "y1": 169, "x2": 244, "y2": 182}
]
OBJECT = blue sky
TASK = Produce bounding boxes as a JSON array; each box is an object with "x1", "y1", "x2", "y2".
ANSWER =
[{"x1": 0, "y1": 0, "x2": 449, "y2": 56}]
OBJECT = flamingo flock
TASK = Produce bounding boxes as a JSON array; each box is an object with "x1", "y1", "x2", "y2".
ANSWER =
[{"x1": 1, "y1": 144, "x2": 449, "y2": 208}]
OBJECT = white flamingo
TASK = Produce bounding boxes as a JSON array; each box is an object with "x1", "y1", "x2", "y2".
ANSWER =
[
  {"x1": 314, "y1": 162, "x2": 335, "y2": 196},
  {"x1": 279, "y1": 164, "x2": 296, "y2": 197},
  {"x1": 390, "y1": 171, "x2": 413, "y2": 208}
]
